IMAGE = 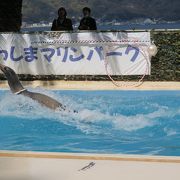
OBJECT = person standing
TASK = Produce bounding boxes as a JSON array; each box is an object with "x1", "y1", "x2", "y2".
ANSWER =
[
  {"x1": 78, "y1": 7, "x2": 97, "y2": 30},
  {"x1": 51, "y1": 7, "x2": 73, "y2": 31}
]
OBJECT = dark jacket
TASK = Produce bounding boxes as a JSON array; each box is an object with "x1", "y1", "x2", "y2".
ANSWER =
[
  {"x1": 51, "y1": 18, "x2": 73, "y2": 31},
  {"x1": 78, "y1": 17, "x2": 97, "y2": 30}
]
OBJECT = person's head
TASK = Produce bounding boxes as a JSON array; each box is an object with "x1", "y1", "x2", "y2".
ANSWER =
[
  {"x1": 58, "y1": 7, "x2": 67, "y2": 18},
  {"x1": 82, "y1": 7, "x2": 91, "y2": 17}
]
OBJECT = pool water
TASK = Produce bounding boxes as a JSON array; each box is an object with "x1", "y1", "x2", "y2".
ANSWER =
[{"x1": 0, "y1": 89, "x2": 179, "y2": 156}]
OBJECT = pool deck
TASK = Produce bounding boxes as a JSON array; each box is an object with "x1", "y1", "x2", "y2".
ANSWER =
[
  {"x1": 0, "y1": 80, "x2": 180, "y2": 90},
  {"x1": 0, "y1": 151, "x2": 180, "y2": 180}
]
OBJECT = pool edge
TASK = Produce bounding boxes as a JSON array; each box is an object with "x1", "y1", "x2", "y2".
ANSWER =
[
  {"x1": 0, "y1": 81, "x2": 180, "y2": 90},
  {"x1": 0, "y1": 150, "x2": 180, "y2": 163}
]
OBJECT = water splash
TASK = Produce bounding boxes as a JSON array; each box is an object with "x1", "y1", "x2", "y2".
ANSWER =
[
  {"x1": 0, "y1": 89, "x2": 180, "y2": 155},
  {"x1": 0, "y1": 89, "x2": 179, "y2": 135}
]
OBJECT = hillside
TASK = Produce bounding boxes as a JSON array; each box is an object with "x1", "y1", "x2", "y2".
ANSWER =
[{"x1": 22, "y1": 0, "x2": 180, "y2": 23}]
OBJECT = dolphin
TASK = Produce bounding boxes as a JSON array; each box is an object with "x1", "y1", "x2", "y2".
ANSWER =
[{"x1": 0, "y1": 64, "x2": 66, "y2": 111}]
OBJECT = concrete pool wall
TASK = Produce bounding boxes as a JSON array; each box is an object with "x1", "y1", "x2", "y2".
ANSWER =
[{"x1": 0, "y1": 151, "x2": 180, "y2": 180}]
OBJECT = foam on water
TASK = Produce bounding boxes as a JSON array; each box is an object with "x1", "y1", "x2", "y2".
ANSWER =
[
  {"x1": 0, "y1": 89, "x2": 179, "y2": 155},
  {"x1": 0, "y1": 89, "x2": 179, "y2": 133}
]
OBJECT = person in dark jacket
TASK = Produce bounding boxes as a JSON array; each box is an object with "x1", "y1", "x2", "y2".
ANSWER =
[
  {"x1": 78, "y1": 7, "x2": 97, "y2": 30},
  {"x1": 51, "y1": 7, "x2": 73, "y2": 31}
]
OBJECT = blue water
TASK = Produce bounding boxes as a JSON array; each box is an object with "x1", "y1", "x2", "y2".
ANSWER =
[
  {"x1": 21, "y1": 22, "x2": 180, "y2": 32},
  {"x1": 0, "y1": 89, "x2": 179, "y2": 156}
]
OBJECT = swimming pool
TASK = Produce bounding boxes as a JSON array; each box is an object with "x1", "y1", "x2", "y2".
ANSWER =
[{"x1": 0, "y1": 89, "x2": 179, "y2": 156}]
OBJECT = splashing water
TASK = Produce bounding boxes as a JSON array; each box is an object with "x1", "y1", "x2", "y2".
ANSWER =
[{"x1": 0, "y1": 89, "x2": 179, "y2": 156}]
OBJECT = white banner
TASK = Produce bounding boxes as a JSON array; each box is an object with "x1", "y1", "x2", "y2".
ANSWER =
[{"x1": 0, "y1": 32, "x2": 151, "y2": 75}]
